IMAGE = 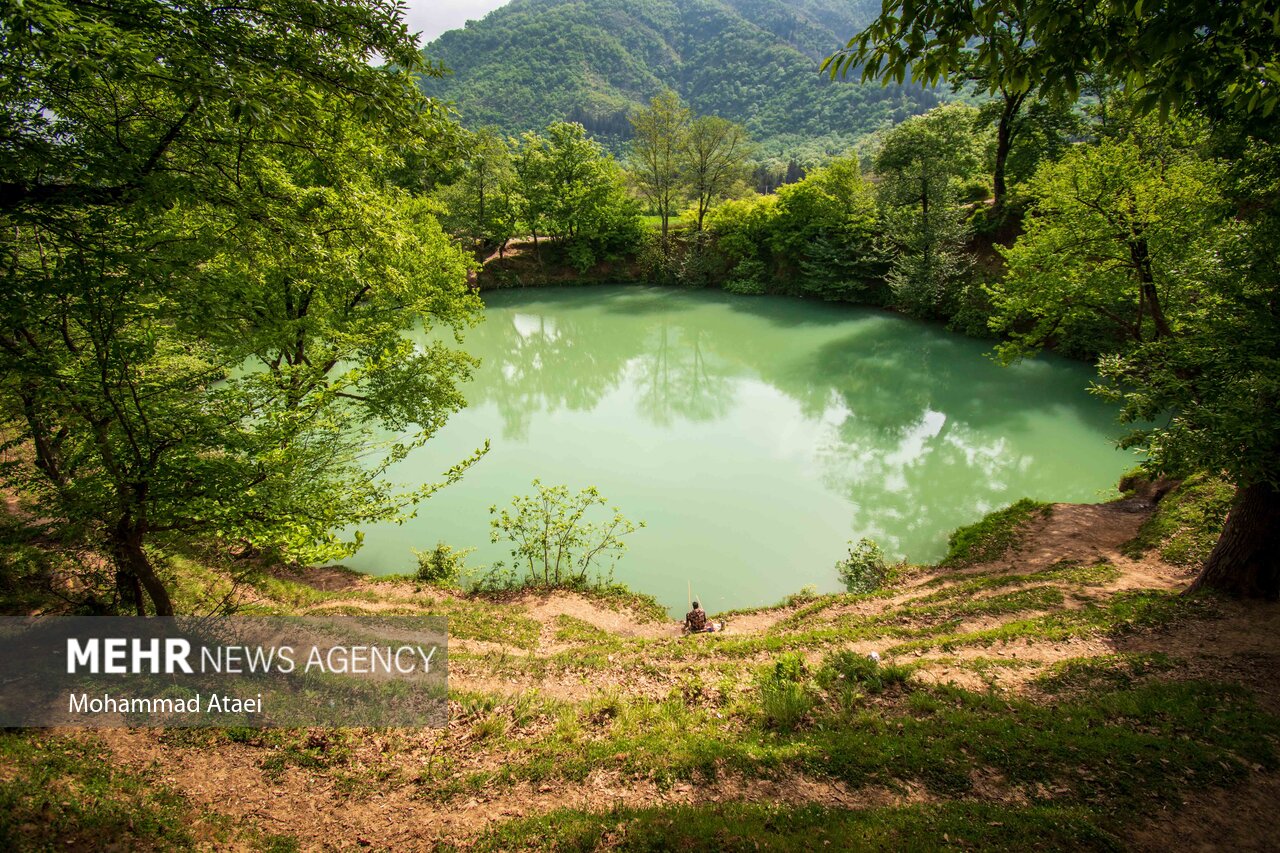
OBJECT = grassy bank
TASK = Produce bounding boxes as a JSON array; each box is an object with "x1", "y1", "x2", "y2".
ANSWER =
[{"x1": 1, "y1": 484, "x2": 1274, "y2": 851}]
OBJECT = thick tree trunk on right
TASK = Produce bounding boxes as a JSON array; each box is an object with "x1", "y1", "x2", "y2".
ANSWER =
[{"x1": 1188, "y1": 481, "x2": 1280, "y2": 599}]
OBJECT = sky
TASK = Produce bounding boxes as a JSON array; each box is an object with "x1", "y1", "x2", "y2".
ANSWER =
[{"x1": 400, "y1": 0, "x2": 513, "y2": 44}]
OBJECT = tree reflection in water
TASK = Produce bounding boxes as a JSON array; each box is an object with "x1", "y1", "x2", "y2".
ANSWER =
[{"x1": 363, "y1": 286, "x2": 1131, "y2": 612}]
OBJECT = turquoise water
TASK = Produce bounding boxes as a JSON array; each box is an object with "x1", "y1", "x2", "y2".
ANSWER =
[{"x1": 345, "y1": 286, "x2": 1135, "y2": 614}]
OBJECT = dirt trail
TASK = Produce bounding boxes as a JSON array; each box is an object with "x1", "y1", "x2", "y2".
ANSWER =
[
  {"x1": 518, "y1": 591, "x2": 679, "y2": 644},
  {"x1": 1000, "y1": 501, "x2": 1147, "y2": 570}
]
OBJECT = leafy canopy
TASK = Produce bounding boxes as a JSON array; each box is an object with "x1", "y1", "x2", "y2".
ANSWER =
[
  {"x1": 824, "y1": 0, "x2": 1280, "y2": 128},
  {"x1": 0, "y1": 1, "x2": 483, "y2": 615}
]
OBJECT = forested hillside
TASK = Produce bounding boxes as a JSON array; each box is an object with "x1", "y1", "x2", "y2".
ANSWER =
[{"x1": 418, "y1": 0, "x2": 946, "y2": 157}]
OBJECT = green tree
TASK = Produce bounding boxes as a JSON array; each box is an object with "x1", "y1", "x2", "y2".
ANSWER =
[
  {"x1": 704, "y1": 194, "x2": 779, "y2": 293},
  {"x1": 836, "y1": 538, "x2": 889, "y2": 594},
  {"x1": 681, "y1": 115, "x2": 753, "y2": 231},
  {"x1": 827, "y1": 0, "x2": 1280, "y2": 597},
  {"x1": 703, "y1": 157, "x2": 887, "y2": 302},
  {"x1": 874, "y1": 105, "x2": 984, "y2": 318},
  {"x1": 772, "y1": 156, "x2": 886, "y2": 303},
  {"x1": 435, "y1": 128, "x2": 521, "y2": 256},
  {"x1": 515, "y1": 122, "x2": 640, "y2": 268},
  {"x1": 991, "y1": 120, "x2": 1278, "y2": 598},
  {"x1": 990, "y1": 122, "x2": 1225, "y2": 356},
  {"x1": 628, "y1": 91, "x2": 691, "y2": 240},
  {"x1": 0, "y1": 1, "x2": 483, "y2": 616},
  {"x1": 823, "y1": 0, "x2": 1280, "y2": 131},
  {"x1": 489, "y1": 481, "x2": 643, "y2": 587}
]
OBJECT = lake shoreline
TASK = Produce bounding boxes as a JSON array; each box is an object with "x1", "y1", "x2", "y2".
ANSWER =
[{"x1": 349, "y1": 283, "x2": 1133, "y2": 609}]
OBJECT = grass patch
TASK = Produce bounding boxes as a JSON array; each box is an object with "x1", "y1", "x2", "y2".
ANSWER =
[
  {"x1": 0, "y1": 732, "x2": 195, "y2": 850},
  {"x1": 438, "y1": 673, "x2": 1278, "y2": 817},
  {"x1": 473, "y1": 801, "x2": 1121, "y2": 852},
  {"x1": 573, "y1": 582, "x2": 669, "y2": 623},
  {"x1": 441, "y1": 599, "x2": 542, "y2": 649},
  {"x1": 638, "y1": 212, "x2": 690, "y2": 230},
  {"x1": 886, "y1": 589, "x2": 1216, "y2": 656},
  {"x1": 918, "y1": 560, "x2": 1120, "y2": 600},
  {"x1": 553, "y1": 614, "x2": 611, "y2": 643},
  {"x1": 1123, "y1": 473, "x2": 1235, "y2": 567},
  {"x1": 1035, "y1": 653, "x2": 1178, "y2": 695},
  {"x1": 942, "y1": 499, "x2": 1053, "y2": 567}
]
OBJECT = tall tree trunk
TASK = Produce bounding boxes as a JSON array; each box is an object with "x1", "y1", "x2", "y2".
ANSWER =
[
  {"x1": 992, "y1": 91, "x2": 1025, "y2": 220},
  {"x1": 1129, "y1": 232, "x2": 1173, "y2": 338},
  {"x1": 111, "y1": 522, "x2": 175, "y2": 617},
  {"x1": 1188, "y1": 481, "x2": 1280, "y2": 599}
]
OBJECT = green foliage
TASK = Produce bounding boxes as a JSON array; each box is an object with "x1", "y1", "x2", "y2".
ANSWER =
[
  {"x1": 489, "y1": 480, "x2": 644, "y2": 587},
  {"x1": 990, "y1": 119, "x2": 1228, "y2": 360},
  {"x1": 513, "y1": 121, "x2": 642, "y2": 266},
  {"x1": 773, "y1": 155, "x2": 888, "y2": 301},
  {"x1": 705, "y1": 154, "x2": 888, "y2": 302},
  {"x1": 0, "y1": 0, "x2": 485, "y2": 616},
  {"x1": 831, "y1": 0, "x2": 1280, "y2": 596},
  {"x1": 432, "y1": 127, "x2": 521, "y2": 252},
  {"x1": 420, "y1": 0, "x2": 943, "y2": 154},
  {"x1": 816, "y1": 650, "x2": 913, "y2": 696},
  {"x1": 758, "y1": 652, "x2": 814, "y2": 731},
  {"x1": 942, "y1": 500, "x2": 1052, "y2": 567},
  {"x1": 874, "y1": 104, "x2": 985, "y2": 319},
  {"x1": 682, "y1": 115, "x2": 754, "y2": 230},
  {"x1": 721, "y1": 258, "x2": 769, "y2": 295},
  {"x1": 413, "y1": 542, "x2": 475, "y2": 586},
  {"x1": 995, "y1": 98, "x2": 1083, "y2": 197},
  {"x1": 988, "y1": 111, "x2": 1279, "y2": 596},
  {"x1": 825, "y1": 0, "x2": 1280, "y2": 128},
  {"x1": 835, "y1": 537, "x2": 889, "y2": 594},
  {"x1": 628, "y1": 91, "x2": 691, "y2": 238},
  {"x1": 1123, "y1": 474, "x2": 1236, "y2": 567}
]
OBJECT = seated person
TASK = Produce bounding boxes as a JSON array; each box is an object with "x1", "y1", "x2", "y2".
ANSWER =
[{"x1": 684, "y1": 600, "x2": 716, "y2": 634}]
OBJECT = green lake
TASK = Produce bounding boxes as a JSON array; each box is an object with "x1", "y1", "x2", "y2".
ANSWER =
[{"x1": 346, "y1": 286, "x2": 1136, "y2": 614}]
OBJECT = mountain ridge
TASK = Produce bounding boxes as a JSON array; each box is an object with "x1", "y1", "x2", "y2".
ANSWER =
[{"x1": 418, "y1": 0, "x2": 944, "y2": 158}]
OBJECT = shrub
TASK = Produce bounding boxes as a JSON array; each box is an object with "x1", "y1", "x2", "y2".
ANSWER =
[
  {"x1": 462, "y1": 561, "x2": 522, "y2": 595},
  {"x1": 674, "y1": 231, "x2": 719, "y2": 288},
  {"x1": 413, "y1": 542, "x2": 474, "y2": 586},
  {"x1": 758, "y1": 652, "x2": 813, "y2": 731},
  {"x1": 760, "y1": 681, "x2": 811, "y2": 732},
  {"x1": 771, "y1": 652, "x2": 807, "y2": 683},
  {"x1": 816, "y1": 650, "x2": 912, "y2": 696},
  {"x1": 836, "y1": 538, "x2": 889, "y2": 594},
  {"x1": 565, "y1": 240, "x2": 597, "y2": 273},
  {"x1": 636, "y1": 233, "x2": 680, "y2": 284},
  {"x1": 723, "y1": 258, "x2": 768, "y2": 294},
  {"x1": 490, "y1": 480, "x2": 643, "y2": 587}
]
